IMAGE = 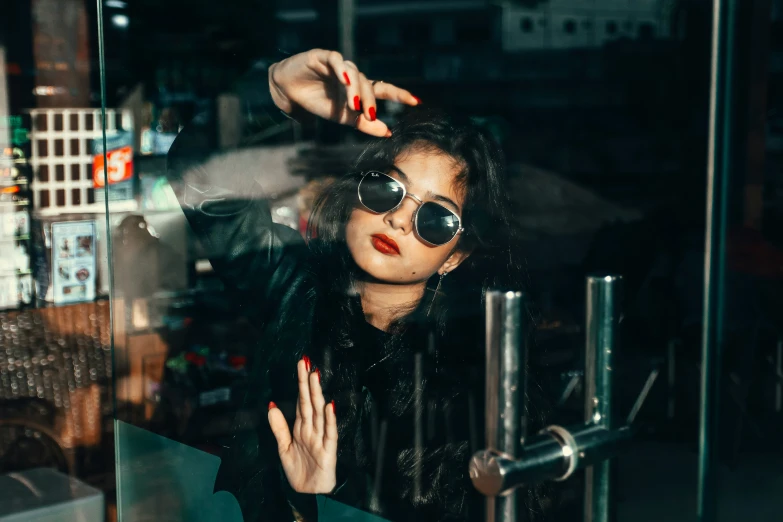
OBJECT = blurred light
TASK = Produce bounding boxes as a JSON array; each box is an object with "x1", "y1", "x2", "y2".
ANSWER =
[
  {"x1": 33, "y1": 86, "x2": 67, "y2": 96},
  {"x1": 105, "y1": 0, "x2": 127, "y2": 8},
  {"x1": 111, "y1": 14, "x2": 129, "y2": 28}
]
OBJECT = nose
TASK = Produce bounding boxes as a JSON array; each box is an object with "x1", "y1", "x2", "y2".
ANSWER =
[{"x1": 384, "y1": 197, "x2": 418, "y2": 235}]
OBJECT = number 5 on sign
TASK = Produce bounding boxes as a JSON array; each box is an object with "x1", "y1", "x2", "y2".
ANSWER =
[{"x1": 93, "y1": 146, "x2": 133, "y2": 188}]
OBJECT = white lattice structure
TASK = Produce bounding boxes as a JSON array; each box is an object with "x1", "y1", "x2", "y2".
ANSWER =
[{"x1": 27, "y1": 108, "x2": 136, "y2": 215}]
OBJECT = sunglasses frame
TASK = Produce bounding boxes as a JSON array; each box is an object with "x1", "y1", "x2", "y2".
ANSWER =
[{"x1": 357, "y1": 171, "x2": 464, "y2": 247}]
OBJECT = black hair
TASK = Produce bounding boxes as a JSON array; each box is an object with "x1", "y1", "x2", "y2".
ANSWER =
[
  {"x1": 307, "y1": 107, "x2": 525, "y2": 334},
  {"x1": 304, "y1": 108, "x2": 546, "y2": 520}
]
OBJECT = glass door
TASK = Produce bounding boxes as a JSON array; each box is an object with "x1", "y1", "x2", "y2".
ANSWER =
[{"x1": 93, "y1": 1, "x2": 783, "y2": 521}]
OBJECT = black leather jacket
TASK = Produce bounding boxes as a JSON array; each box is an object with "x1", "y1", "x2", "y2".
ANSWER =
[{"x1": 167, "y1": 64, "x2": 480, "y2": 522}]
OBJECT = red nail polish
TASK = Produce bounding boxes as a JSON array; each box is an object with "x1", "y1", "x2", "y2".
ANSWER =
[
  {"x1": 268, "y1": 401, "x2": 277, "y2": 411},
  {"x1": 316, "y1": 367, "x2": 322, "y2": 383},
  {"x1": 303, "y1": 355, "x2": 311, "y2": 372},
  {"x1": 353, "y1": 96, "x2": 361, "y2": 112},
  {"x1": 343, "y1": 72, "x2": 351, "y2": 86},
  {"x1": 412, "y1": 95, "x2": 422, "y2": 105},
  {"x1": 384, "y1": 130, "x2": 392, "y2": 138},
  {"x1": 331, "y1": 400, "x2": 336, "y2": 414},
  {"x1": 369, "y1": 107, "x2": 376, "y2": 121}
]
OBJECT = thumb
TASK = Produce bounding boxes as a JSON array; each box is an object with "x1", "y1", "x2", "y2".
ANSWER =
[{"x1": 268, "y1": 403, "x2": 292, "y2": 455}]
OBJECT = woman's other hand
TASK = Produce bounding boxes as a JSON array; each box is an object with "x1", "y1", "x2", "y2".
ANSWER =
[
  {"x1": 268, "y1": 49, "x2": 421, "y2": 137},
  {"x1": 268, "y1": 357, "x2": 338, "y2": 494}
]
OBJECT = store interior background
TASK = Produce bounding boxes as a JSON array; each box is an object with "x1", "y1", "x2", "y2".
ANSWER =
[{"x1": 0, "y1": 0, "x2": 782, "y2": 520}]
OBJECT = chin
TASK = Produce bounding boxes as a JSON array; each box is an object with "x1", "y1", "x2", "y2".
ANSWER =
[
  {"x1": 346, "y1": 231, "x2": 431, "y2": 284},
  {"x1": 353, "y1": 251, "x2": 401, "y2": 282}
]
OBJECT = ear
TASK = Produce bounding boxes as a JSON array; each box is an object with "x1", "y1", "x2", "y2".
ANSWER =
[{"x1": 438, "y1": 249, "x2": 472, "y2": 276}]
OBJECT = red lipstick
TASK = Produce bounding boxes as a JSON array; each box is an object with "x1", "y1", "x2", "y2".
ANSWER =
[{"x1": 371, "y1": 234, "x2": 400, "y2": 255}]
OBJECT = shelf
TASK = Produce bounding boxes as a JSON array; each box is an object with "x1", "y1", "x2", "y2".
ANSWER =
[
  {"x1": 0, "y1": 235, "x2": 30, "y2": 242},
  {"x1": 0, "y1": 269, "x2": 32, "y2": 276}
]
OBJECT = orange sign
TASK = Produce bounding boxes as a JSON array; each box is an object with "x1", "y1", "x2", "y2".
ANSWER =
[{"x1": 93, "y1": 146, "x2": 133, "y2": 188}]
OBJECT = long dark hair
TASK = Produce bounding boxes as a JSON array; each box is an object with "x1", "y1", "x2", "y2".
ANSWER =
[
  {"x1": 307, "y1": 108, "x2": 524, "y2": 335},
  {"x1": 305, "y1": 108, "x2": 538, "y2": 519}
]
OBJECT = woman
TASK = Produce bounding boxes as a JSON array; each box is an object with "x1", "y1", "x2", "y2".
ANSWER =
[{"x1": 168, "y1": 49, "x2": 528, "y2": 521}]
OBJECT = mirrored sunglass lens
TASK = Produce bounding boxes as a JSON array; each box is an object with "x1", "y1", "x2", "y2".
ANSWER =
[
  {"x1": 417, "y1": 203, "x2": 460, "y2": 245},
  {"x1": 359, "y1": 174, "x2": 404, "y2": 212}
]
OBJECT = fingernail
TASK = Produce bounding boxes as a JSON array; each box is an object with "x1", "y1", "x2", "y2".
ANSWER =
[
  {"x1": 316, "y1": 367, "x2": 322, "y2": 383},
  {"x1": 385, "y1": 130, "x2": 392, "y2": 138},
  {"x1": 369, "y1": 106, "x2": 376, "y2": 121},
  {"x1": 303, "y1": 355, "x2": 311, "y2": 372},
  {"x1": 412, "y1": 95, "x2": 422, "y2": 105},
  {"x1": 353, "y1": 95, "x2": 361, "y2": 112},
  {"x1": 268, "y1": 401, "x2": 277, "y2": 411},
  {"x1": 331, "y1": 400, "x2": 336, "y2": 414},
  {"x1": 343, "y1": 72, "x2": 351, "y2": 86}
]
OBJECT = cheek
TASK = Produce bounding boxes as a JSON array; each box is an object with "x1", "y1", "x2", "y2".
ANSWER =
[
  {"x1": 344, "y1": 209, "x2": 452, "y2": 282},
  {"x1": 345, "y1": 210, "x2": 377, "y2": 266},
  {"x1": 406, "y1": 244, "x2": 450, "y2": 274},
  {"x1": 345, "y1": 209, "x2": 370, "y2": 246}
]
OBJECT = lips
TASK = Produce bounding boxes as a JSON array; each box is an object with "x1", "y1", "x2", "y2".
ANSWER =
[{"x1": 371, "y1": 234, "x2": 400, "y2": 255}]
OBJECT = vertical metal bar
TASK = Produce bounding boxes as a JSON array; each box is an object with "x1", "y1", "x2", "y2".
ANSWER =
[
  {"x1": 338, "y1": 0, "x2": 356, "y2": 61},
  {"x1": 414, "y1": 352, "x2": 423, "y2": 501},
  {"x1": 584, "y1": 275, "x2": 622, "y2": 522},
  {"x1": 699, "y1": 0, "x2": 737, "y2": 520},
  {"x1": 370, "y1": 419, "x2": 388, "y2": 513},
  {"x1": 484, "y1": 291, "x2": 527, "y2": 522}
]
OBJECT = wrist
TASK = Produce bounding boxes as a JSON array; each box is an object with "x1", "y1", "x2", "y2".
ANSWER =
[{"x1": 268, "y1": 62, "x2": 293, "y2": 114}]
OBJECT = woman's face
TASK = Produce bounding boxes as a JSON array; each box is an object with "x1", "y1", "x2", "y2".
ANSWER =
[{"x1": 346, "y1": 147, "x2": 470, "y2": 284}]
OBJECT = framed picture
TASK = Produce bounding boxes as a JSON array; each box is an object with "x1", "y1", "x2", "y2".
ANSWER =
[{"x1": 51, "y1": 220, "x2": 96, "y2": 304}]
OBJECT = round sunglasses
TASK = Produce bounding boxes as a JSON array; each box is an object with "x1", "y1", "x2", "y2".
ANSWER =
[{"x1": 357, "y1": 171, "x2": 464, "y2": 246}]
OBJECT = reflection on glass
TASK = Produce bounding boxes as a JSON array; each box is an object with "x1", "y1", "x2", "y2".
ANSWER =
[{"x1": 0, "y1": 0, "x2": 778, "y2": 521}]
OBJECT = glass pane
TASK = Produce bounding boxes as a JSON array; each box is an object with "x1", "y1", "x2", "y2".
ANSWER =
[
  {"x1": 699, "y1": 1, "x2": 783, "y2": 521},
  {"x1": 0, "y1": 1, "x2": 115, "y2": 521},
  {"x1": 93, "y1": 1, "x2": 782, "y2": 522}
]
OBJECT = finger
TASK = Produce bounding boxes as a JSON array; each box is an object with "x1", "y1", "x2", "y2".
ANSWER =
[
  {"x1": 342, "y1": 61, "x2": 362, "y2": 113},
  {"x1": 355, "y1": 114, "x2": 391, "y2": 138},
  {"x1": 310, "y1": 368, "x2": 326, "y2": 437},
  {"x1": 323, "y1": 50, "x2": 352, "y2": 89},
  {"x1": 357, "y1": 73, "x2": 378, "y2": 122},
  {"x1": 324, "y1": 400, "x2": 338, "y2": 455},
  {"x1": 268, "y1": 403, "x2": 293, "y2": 455},
  {"x1": 373, "y1": 81, "x2": 420, "y2": 106},
  {"x1": 297, "y1": 358, "x2": 313, "y2": 430},
  {"x1": 294, "y1": 393, "x2": 303, "y2": 440}
]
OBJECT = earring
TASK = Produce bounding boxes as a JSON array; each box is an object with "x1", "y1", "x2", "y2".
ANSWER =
[{"x1": 426, "y1": 272, "x2": 446, "y2": 317}]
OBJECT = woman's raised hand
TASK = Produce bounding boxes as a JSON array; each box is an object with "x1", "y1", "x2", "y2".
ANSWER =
[
  {"x1": 268, "y1": 356, "x2": 338, "y2": 494},
  {"x1": 268, "y1": 49, "x2": 420, "y2": 137}
]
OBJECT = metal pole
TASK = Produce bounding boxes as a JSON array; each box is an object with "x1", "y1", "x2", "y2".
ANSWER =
[
  {"x1": 699, "y1": 0, "x2": 737, "y2": 520},
  {"x1": 584, "y1": 276, "x2": 621, "y2": 522},
  {"x1": 338, "y1": 0, "x2": 356, "y2": 61},
  {"x1": 414, "y1": 352, "x2": 423, "y2": 501},
  {"x1": 484, "y1": 291, "x2": 527, "y2": 522}
]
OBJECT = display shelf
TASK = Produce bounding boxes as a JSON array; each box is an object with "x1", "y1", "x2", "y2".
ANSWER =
[
  {"x1": 0, "y1": 200, "x2": 30, "y2": 207},
  {"x1": 0, "y1": 141, "x2": 33, "y2": 311},
  {"x1": 0, "y1": 179, "x2": 29, "y2": 187},
  {"x1": 27, "y1": 108, "x2": 134, "y2": 215}
]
